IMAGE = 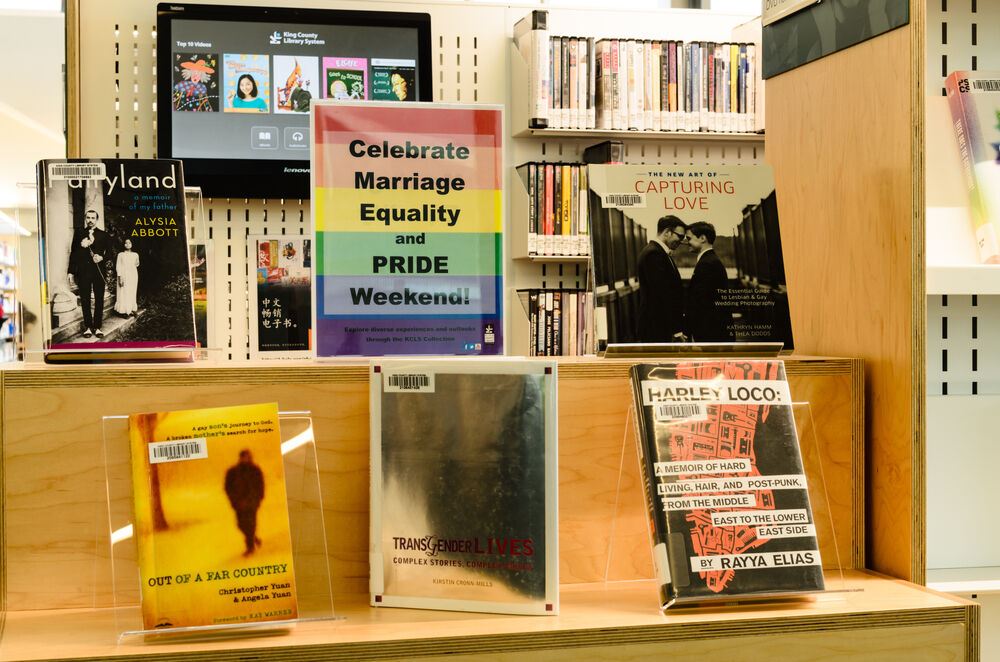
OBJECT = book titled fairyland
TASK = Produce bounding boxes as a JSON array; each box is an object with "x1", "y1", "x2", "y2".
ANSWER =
[
  {"x1": 128, "y1": 402, "x2": 297, "y2": 631},
  {"x1": 36, "y1": 159, "x2": 196, "y2": 362}
]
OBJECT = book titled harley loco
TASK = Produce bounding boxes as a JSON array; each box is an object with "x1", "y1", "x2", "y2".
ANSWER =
[
  {"x1": 630, "y1": 361, "x2": 824, "y2": 608},
  {"x1": 36, "y1": 159, "x2": 197, "y2": 362},
  {"x1": 370, "y1": 358, "x2": 558, "y2": 614},
  {"x1": 128, "y1": 402, "x2": 297, "y2": 630},
  {"x1": 945, "y1": 71, "x2": 1000, "y2": 264},
  {"x1": 587, "y1": 164, "x2": 792, "y2": 350}
]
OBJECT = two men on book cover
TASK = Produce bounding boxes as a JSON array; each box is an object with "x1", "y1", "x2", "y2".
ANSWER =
[{"x1": 636, "y1": 215, "x2": 732, "y2": 344}]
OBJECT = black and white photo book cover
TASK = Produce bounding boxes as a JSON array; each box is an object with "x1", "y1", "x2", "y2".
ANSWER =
[
  {"x1": 587, "y1": 164, "x2": 793, "y2": 352},
  {"x1": 36, "y1": 158, "x2": 196, "y2": 361}
]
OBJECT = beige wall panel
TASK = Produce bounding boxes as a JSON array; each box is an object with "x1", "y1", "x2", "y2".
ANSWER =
[
  {"x1": 765, "y1": 26, "x2": 917, "y2": 581},
  {"x1": 1, "y1": 359, "x2": 861, "y2": 611}
]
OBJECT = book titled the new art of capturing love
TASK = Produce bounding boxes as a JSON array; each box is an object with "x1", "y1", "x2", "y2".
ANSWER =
[{"x1": 128, "y1": 403, "x2": 297, "y2": 631}]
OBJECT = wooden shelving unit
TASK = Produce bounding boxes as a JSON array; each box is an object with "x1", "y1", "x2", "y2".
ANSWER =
[
  {"x1": 0, "y1": 357, "x2": 975, "y2": 660},
  {"x1": 5, "y1": 0, "x2": 976, "y2": 659}
]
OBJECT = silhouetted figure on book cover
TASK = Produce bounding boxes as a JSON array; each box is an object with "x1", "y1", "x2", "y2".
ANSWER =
[{"x1": 225, "y1": 449, "x2": 264, "y2": 556}]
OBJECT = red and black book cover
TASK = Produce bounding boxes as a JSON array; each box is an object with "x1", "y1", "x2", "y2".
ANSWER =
[{"x1": 630, "y1": 360, "x2": 824, "y2": 608}]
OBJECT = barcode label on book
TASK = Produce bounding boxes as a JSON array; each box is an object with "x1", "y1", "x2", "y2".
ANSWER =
[
  {"x1": 973, "y1": 79, "x2": 1000, "y2": 92},
  {"x1": 148, "y1": 437, "x2": 208, "y2": 464},
  {"x1": 601, "y1": 193, "x2": 646, "y2": 208},
  {"x1": 384, "y1": 372, "x2": 435, "y2": 393},
  {"x1": 48, "y1": 162, "x2": 106, "y2": 181},
  {"x1": 655, "y1": 403, "x2": 707, "y2": 422}
]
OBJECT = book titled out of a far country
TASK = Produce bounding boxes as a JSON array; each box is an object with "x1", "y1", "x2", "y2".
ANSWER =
[
  {"x1": 945, "y1": 71, "x2": 1000, "y2": 264},
  {"x1": 129, "y1": 402, "x2": 297, "y2": 631},
  {"x1": 630, "y1": 360, "x2": 824, "y2": 609},
  {"x1": 36, "y1": 159, "x2": 196, "y2": 362},
  {"x1": 370, "y1": 358, "x2": 559, "y2": 615}
]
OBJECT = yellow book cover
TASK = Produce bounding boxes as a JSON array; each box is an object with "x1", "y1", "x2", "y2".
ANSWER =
[{"x1": 128, "y1": 402, "x2": 298, "y2": 630}]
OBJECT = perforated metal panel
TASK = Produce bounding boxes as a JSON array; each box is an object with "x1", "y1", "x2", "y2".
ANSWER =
[
  {"x1": 926, "y1": 0, "x2": 1000, "y2": 96},
  {"x1": 74, "y1": 0, "x2": 760, "y2": 358},
  {"x1": 925, "y1": 0, "x2": 1000, "y2": 582},
  {"x1": 925, "y1": 294, "x2": 1000, "y2": 395},
  {"x1": 924, "y1": 0, "x2": 1000, "y2": 394}
]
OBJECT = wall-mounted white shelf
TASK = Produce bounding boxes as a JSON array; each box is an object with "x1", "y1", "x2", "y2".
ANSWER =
[
  {"x1": 928, "y1": 566, "x2": 1000, "y2": 595},
  {"x1": 516, "y1": 255, "x2": 590, "y2": 263},
  {"x1": 514, "y1": 127, "x2": 765, "y2": 141},
  {"x1": 927, "y1": 265, "x2": 1000, "y2": 295}
]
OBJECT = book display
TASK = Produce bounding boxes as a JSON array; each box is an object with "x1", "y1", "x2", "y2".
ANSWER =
[
  {"x1": 188, "y1": 239, "x2": 213, "y2": 355},
  {"x1": 369, "y1": 358, "x2": 558, "y2": 614},
  {"x1": 0, "y1": 0, "x2": 983, "y2": 661},
  {"x1": 943, "y1": 70, "x2": 1000, "y2": 265},
  {"x1": 512, "y1": 11, "x2": 761, "y2": 135},
  {"x1": 126, "y1": 403, "x2": 298, "y2": 631},
  {"x1": 247, "y1": 234, "x2": 313, "y2": 360},
  {"x1": 102, "y1": 406, "x2": 334, "y2": 638},
  {"x1": 630, "y1": 360, "x2": 824, "y2": 608},
  {"x1": 514, "y1": 161, "x2": 590, "y2": 258},
  {"x1": 521, "y1": 287, "x2": 596, "y2": 357},
  {"x1": 35, "y1": 158, "x2": 198, "y2": 362},
  {"x1": 587, "y1": 164, "x2": 792, "y2": 350}
]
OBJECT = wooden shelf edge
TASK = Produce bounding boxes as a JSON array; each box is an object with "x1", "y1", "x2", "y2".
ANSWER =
[
  {"x1": 0, "y1": 356, "x2": 859, "y2": 388},
  {"x1": 0, "y1": 572, "x2": 973, "y2": 662}
]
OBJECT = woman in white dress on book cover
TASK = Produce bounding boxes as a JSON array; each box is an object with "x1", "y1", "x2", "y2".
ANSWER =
[{"x1": 114, "y1": 239, "x2": 139, "y2": 316}]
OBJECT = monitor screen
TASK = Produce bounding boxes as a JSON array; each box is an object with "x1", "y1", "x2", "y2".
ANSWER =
[{"x1": 157, "y1": 3, "x2": 432, "y2": 198}]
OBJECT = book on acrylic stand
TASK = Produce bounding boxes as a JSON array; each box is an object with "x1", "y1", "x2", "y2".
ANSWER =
[
  {"x1": 369, "y1": 358, "x2": 559, "y2": 615},
  {"x1": 102, "y1": 403, "x2": 336, "y2": 640}
]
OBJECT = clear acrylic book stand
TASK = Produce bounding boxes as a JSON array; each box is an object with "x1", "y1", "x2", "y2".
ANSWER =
[
  {"x1": 102, "y1": 410, "x2": 337, "y2": 643},
  {"x1": 603, "y1": 398, "x2": 849, "y2": 608}
]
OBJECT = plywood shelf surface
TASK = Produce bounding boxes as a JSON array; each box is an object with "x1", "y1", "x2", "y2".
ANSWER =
[{"x1": 0, "y1": 572, "x2": 975, "y2": 662}]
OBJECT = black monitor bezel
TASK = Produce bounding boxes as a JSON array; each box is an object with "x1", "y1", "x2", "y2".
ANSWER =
[{"x1": 156, "y1": 2, "x2": 433, "y2": 199}]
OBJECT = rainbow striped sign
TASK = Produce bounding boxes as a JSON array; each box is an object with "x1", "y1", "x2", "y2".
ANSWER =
[{"x1": 311, "y1": 102, "x2": 503, "y2": 356}]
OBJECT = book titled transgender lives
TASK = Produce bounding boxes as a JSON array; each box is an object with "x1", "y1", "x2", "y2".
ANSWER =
[
  {"x1": 370, "y1": 358, "x2": 558, "y2": 615},
  {"x1": 630, "y1": 360, "x2": 824, "y2": 608},
  {"x1": 37, "y1": 159, "x2": 196, "y2": 362}
]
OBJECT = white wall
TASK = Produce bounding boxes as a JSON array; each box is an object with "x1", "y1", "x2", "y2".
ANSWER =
[{"x1": 0, "y1": 9, "x2": 65, "y2": 209}]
